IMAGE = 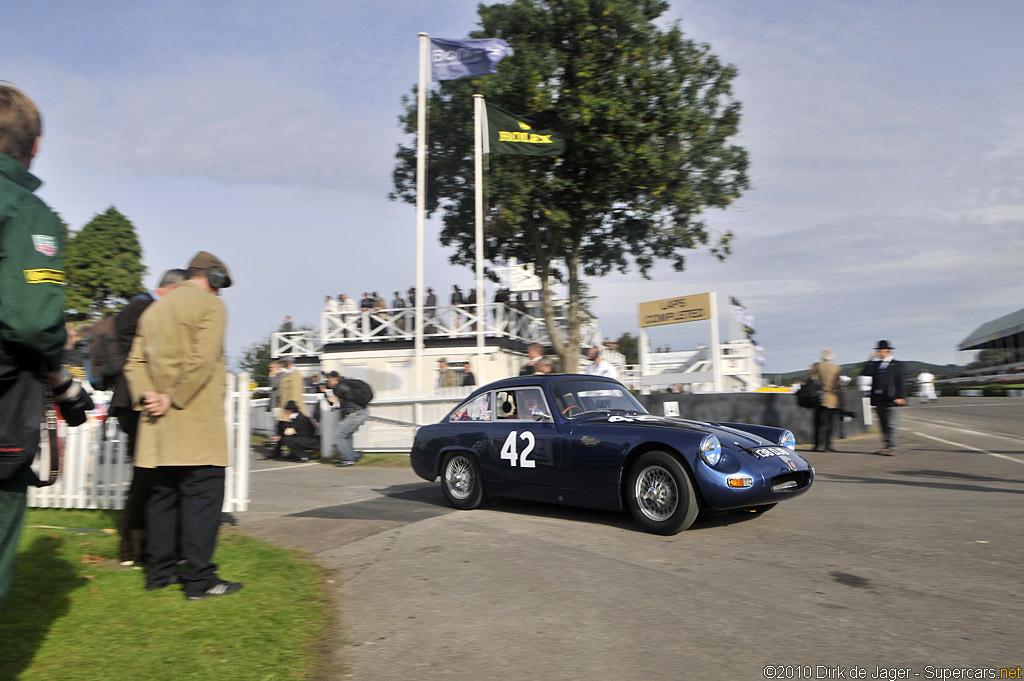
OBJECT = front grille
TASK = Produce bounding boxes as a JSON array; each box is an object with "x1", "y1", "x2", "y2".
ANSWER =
[{"x1": 771, "y1": 471, "x2": 810, "y2": 493}]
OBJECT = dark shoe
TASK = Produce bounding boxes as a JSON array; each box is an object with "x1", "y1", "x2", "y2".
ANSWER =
[
  {"x1": 336, "y1": 460, "x2": 355, "y2": 467},
  {"x1": 146, "y1": 574, "x2": 179, "y2": 591},
  {"x1": 886, "y1": 449, "x2": 898, "y2": 456},
  {"x1": 187, "y1": 579, "x2": 243, "y2": 601},
  {"x1": 826, "y1": 447, "x2": 837, "y2": 452}
]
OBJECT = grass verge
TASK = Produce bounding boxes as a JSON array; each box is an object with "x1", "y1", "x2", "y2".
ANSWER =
[{"x1": 1, "y1": 509, "x2": 329, "y2": 681}]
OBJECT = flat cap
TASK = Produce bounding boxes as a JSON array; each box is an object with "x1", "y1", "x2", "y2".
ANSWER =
[{"x1": 187, "y1": 251, "x2": 232, "y2": 288}]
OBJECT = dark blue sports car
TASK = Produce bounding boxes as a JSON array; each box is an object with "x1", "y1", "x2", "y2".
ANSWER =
[{"x1": 411, "y1": 375, "x2": 814, "y2": 535}]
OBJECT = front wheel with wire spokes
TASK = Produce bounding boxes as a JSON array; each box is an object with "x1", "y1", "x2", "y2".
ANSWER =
[
  {"x1": 441, "y1": 451, "x2": 483, "y2": 510},
  {"x1": 626, "y1": 451, "x2": 698, "y2": 535}
]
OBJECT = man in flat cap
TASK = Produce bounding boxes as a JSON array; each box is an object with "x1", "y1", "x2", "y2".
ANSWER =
[
  {"x1": 124, "y1": 250, "x2": 242, "y2": 600},
  {"x1": 860, "y1": 340, "x2": 906, "y2": 456}
]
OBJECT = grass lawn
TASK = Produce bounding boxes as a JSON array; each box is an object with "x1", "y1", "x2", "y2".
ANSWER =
[{"x1": 1, "y1": 509, "x2": 329, "y2": 681}]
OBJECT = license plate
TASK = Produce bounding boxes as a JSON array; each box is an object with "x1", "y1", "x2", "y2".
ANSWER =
[{"x1": 753, "y1": 446, "x2": 790, "y2": 458}]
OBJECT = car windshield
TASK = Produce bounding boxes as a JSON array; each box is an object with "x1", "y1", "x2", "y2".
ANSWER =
[{"x1": 550, "y1": 379, "x2": 647, "y2": 419}]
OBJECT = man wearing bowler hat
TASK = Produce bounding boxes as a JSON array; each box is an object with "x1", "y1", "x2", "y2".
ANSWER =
[
  {"x1": 124, "y1": 250, "x2": 242, "y2": 600},
  {"x1": 861, "y1": 340, "x2": 906, "y2": 455}
]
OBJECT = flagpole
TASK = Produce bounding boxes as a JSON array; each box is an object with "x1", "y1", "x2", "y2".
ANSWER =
[
  {"x1": 473, "y1": 94, "x2": 486, "y2": 367},
  {"x1": 415, "y1": 32, "x2": 428, "y2": 396}
]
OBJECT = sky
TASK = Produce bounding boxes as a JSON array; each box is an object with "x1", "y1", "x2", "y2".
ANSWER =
[{"x1": 4, "y1": 0, "x2": 1022, "y2": 374}]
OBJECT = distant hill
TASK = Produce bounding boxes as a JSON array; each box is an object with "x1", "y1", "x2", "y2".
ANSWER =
[{"x1": 770, "y1": 360, "x2": 962, "y2": 386}]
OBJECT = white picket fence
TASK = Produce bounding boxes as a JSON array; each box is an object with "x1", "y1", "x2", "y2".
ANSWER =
[{"x1": 27, "y1": 373, "x2": 252, "y2": 513}]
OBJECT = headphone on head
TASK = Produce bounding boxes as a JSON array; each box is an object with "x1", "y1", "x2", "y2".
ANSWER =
[{"x1": 207, "y1": 259, "x2": 229, "y2": 290}]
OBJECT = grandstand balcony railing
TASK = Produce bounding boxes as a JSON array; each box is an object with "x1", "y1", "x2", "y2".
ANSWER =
[{"x1": 273, "y1": 303, "x2": 574, "y2": 358}]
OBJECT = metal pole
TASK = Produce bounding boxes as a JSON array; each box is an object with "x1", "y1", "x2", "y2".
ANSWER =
[
  {"x1": 474, "y1": 94, "x2": 486, "y2": 366},
  {"x1": 710, "y1": 291, "x2": 723, "y2": 392},
  {"x1": 415, "y1": 33, "x2": 428, "y2": 396},
  {"x1": 639, "y1": 326, "x2": 650, "y2": 395}
]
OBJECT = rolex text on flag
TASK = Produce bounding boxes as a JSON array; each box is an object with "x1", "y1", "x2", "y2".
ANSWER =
[{"x1": 484, "y1": 104, "x2": 565, "y2": 157}]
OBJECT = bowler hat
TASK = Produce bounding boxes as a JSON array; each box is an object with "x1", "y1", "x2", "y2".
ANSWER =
[
  {"x1": 875, "y1": 340, "x2": 894, "y2": 350},
  {"x1": 284, "y1": 400, "x2": 300, "y2": 411}
]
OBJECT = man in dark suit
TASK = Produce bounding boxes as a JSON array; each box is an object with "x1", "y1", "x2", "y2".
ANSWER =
[
  {"x1": 110, "y1": 269, "x2": 187, "y2": 566},
  {"x1": 280, "y1": 400, "x2": 318, "y2": 461},
  {"x1": 861, "y1": 340, "x2": 906, "y2": 455}
]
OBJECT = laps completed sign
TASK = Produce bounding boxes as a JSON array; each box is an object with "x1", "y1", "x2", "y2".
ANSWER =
[{"x1": 638, "y1": 293, "x2": 711, "y2": 328}]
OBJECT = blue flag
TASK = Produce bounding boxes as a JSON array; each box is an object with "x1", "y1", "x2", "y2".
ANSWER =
[{"x1": 430, "y1": 38, "x2": 512, "y2": 81}]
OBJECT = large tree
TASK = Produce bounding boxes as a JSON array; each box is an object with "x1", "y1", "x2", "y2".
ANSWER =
[
  {"x1": 391, "y1": 0, "x2": 749, "y2": 370},
  {"x1": 64, "y1": 207, "x2": 146, "y2": 319},
  {"x1": 238, "y1": 336, "x2": 272, "y2": 387}
]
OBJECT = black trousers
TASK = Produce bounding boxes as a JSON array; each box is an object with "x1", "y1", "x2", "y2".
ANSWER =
[
  {"x1": 146, "y1": 465, "x2": 225, "y2": 596},
  {"x1": 115, "y1": 409, "x2": 152, "y2": 563},
  {"x1": 813, "y1": 406, "x2": 837, "y2": 449},
  {"x1": 281, "y1": 434, "x2": 318, "y2": 457}
]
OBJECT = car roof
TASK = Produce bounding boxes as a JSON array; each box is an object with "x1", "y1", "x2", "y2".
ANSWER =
[{"x1": 468, "y1": 374, "x2": 625, "y2": 394}]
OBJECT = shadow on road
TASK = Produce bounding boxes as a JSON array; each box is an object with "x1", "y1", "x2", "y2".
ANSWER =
[
  {"x1": 289, "y1": 483, "x2": 454, "y2": 524},
  {"x1": 817, "y1": 471, "x2": 1024, "y2": 495}
]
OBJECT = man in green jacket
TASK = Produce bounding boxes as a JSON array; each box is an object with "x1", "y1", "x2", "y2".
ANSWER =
[{"x1": 0, "y1": 84, "x2": 92, "y2": 610}]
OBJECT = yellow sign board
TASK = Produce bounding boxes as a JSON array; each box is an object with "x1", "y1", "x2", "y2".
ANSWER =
[{"x1": 638, "y1": 293, "x2": 712, "y2": 328}]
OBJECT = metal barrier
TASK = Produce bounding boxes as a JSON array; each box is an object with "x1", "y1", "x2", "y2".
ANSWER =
[
  {"x1": 27, "y1": 373, "x2": 252, "y2": 512},
  {"x1": 251, "y1": 389, "x2": 472, "y2": 455}
]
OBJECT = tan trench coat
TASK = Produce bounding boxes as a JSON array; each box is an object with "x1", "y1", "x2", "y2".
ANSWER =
[
  {"x1": 276, "y1": 369, "x2": 307, "y2": 421},
  {"x1": 123, "y1": 281, "x2": 228, "y2": 468},
  {"x1": 808, "y1": 359, "x2": 842, "y2": 410}
]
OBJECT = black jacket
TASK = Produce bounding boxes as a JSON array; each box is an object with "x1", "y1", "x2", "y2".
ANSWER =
[
  {"x1": 110, "y1": 292, "x2": 155, "y2": 411},
  {"x1": 862, "y1": 359, "x2": 906, "y2": 407}
]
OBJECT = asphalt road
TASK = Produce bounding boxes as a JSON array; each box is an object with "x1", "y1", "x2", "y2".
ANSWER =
[{"x1": 239, "y1": 398, "x2": 1024, "y2": 681}]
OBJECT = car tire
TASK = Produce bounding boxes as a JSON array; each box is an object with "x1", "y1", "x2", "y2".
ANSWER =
[
  {"x1": 626, "y1": 451, "x2": 699, "y2": 535},
  {"x1": 441, "y1": 451, "x2": 484, "y2": 510}
]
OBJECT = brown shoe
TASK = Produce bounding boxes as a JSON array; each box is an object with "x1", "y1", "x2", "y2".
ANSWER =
[
  {"x1": 887, "y1": 449, "x2": 898, "y2": 456},
  {"x1": 879, "y1": 448, "x2": 892, "y2": 456}
]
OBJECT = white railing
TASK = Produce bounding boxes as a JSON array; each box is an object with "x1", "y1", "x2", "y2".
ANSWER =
[
  {"x1": 272, "y1": 331, "x2": 323, "y2": 357},
  {"x1": 273, "y1": 303, "x2": 593, "y2": 359},
  {"x1": 28, "y1": 373, "x2": 252, "y2": 512}
]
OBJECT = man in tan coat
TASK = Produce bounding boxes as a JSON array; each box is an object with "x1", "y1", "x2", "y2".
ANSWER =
[
  {"x1": 124, "y1": 251, "x2": 242, "y2": 600},
  {"x1": 808, "y1": 349, "x2": 842, "y2": 452},
  {"x1": 270, "y1": 358, "x2": 306, "y2": 458}
]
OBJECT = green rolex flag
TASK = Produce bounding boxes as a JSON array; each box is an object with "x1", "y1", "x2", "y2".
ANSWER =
[{"x1": 484, "y1": 103, "x2": 565, "y2": 157}]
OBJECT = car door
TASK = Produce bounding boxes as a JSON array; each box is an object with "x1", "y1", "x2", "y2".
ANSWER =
[{"x1": 479, "y1": 387, "x2": 563, "y2": 490}]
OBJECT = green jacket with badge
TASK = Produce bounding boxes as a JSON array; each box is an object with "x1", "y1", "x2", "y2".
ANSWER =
[{"x1": 0, "y1": 153, "x2": 66, "y2": 372}]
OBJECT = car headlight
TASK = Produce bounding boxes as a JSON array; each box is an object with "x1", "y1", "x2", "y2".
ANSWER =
[
  {"x1": 778, "y1": 430, "x2": 796, "y2": 450},
  {"x1": 699, "y1": 434, "x2": 723, "y2": 467}
]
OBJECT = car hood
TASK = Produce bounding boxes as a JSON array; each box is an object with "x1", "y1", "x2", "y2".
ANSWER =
[{"x1": 570, "y1": 413, "x2": 777, "y2": 449}]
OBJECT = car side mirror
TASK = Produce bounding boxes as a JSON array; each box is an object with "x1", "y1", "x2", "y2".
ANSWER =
[{"x1": 531, "y1": 409, "x2": 550, "y2": 422}]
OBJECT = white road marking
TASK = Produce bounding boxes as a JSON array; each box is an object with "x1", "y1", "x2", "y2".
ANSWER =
[
  {"x1": 251, "y1": 462, "x2": 321, "y2": 473},
  {"x1": 913, "y1": 431, "x2": 1024, "y2": 465},
  {"x1": 908, "y1": 402, "x2": 1022, "y2": 409},
  {"x1": 902, "y1": 417, "x2": 1021, "y2": 441}
]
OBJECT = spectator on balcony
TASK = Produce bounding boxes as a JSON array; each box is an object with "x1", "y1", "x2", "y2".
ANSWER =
[
  {"x1": 494, "y1": 287, "x2": 510, "y2": 329},
  {"x1": 425, "y1": 287, "x2": 438, "y2": 334},
  {"x1": 324, "y1": 295, "x2": 339, "y2": 314},
  {"x1": 391, "y1": 291, "x2": 407, "y2": 334},
  {"x1": 360, "y1": 292, "x2": 376, "y2": 332},
  {"x1": 450, "y1": 285, "x2": 464, "y2": 334},
  {"x1": 339, "y1": 294, "x2": 357, "y2": 337},
  {"x1": 466, "y1": 289, "x2": 478, "y2": 331},
  {"x1": 280, "y1": 315, "x2": 293, "y2": 332}
]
